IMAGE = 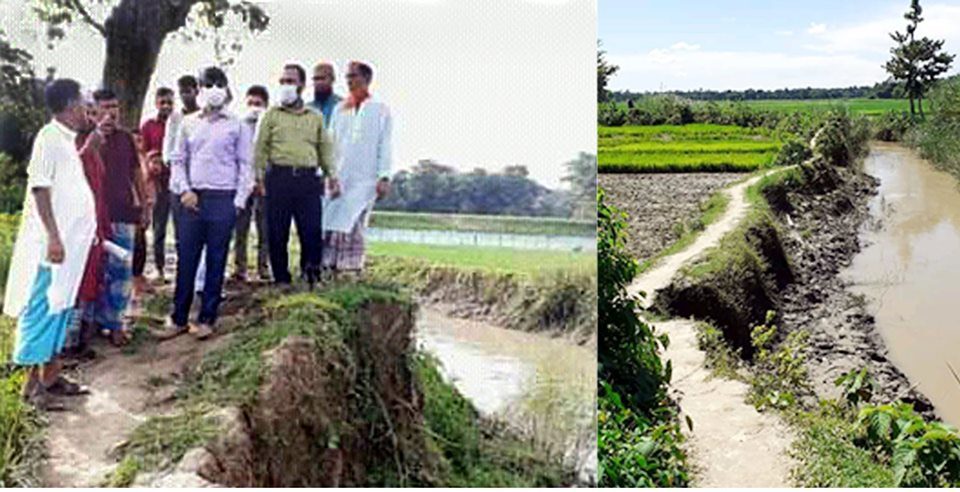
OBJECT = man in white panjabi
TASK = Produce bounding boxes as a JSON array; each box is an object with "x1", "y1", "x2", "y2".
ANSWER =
[
  {"x1": 322, "y1": 61, "x2": 392, "y2": 273},
  {"x1": 3, "y1": 79, "x2": 96, "y2": 409}
]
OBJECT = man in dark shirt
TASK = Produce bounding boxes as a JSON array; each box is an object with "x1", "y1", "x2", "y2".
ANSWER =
[
  {"x1": 92, "y1": 88, "x2": 148, "y2": 346},
  {"x1": 140, "y1": 87, "x2": 175, "y2": 282}
]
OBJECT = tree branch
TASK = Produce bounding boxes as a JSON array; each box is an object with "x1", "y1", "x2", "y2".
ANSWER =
[{"x1": 67, "y1": 0, "x2": 106, "y2": 36}]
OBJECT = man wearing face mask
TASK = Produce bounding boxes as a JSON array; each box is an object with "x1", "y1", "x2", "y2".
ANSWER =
[
  {"x1": 254, "y1": 63, "x2": 338, "y2": 287},
  {"x1": 232, "y1": 85, "x2": 271, "y2": 283},
  {"x1": 164, "y1": 67, "x2": 254, "y2": 341},
  {"x1": 308, "y1": 62, "x2": 341, "y2": 130}
]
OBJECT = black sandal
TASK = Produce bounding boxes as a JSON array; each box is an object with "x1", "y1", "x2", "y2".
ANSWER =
[{"x1": 46, "y1": 376, "x2": 90, "y2": 396}]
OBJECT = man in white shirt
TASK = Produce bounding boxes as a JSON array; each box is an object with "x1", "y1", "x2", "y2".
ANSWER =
[
  {"x1": 3, "y1": 79, "x2": 96, "y2": 409},
  {"x1": 322, "y1": 61, "x2": 392, "y2": 274}
]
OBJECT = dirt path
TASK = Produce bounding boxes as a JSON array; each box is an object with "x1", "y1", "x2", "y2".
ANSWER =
[
  {"x1": 42, "y1": 326, "x2": 231, "y2": 487},
  {"x1": 629, "y1": 171, "x2": 796, "y2": 487},
  {"x1": 629, "y1": 174, "x2": 760, "y2": 308}
]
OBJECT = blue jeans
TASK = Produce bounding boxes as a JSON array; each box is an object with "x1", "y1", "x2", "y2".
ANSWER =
[{"x1": 172, "y1": 190, "x2": 237, "y2": 327}]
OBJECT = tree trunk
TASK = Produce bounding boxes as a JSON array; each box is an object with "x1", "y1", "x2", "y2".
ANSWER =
[
  {"x1": 918, "y1": 94, "x2": 925, "y2": 119},
  {"x1": 101, "y1": 0, "x2": 196, "y2": 130},
  {"x1": 909, "y1": 94, "x2": 916, "y2": 117}
]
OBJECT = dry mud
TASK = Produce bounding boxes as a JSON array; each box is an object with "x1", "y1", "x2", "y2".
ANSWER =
[
  {"x1": 773, "y1": 167, "x2": 934, "y2": 412},
  {"x1": 599, "y1": 173, "x2": 744, "y2": 262}
]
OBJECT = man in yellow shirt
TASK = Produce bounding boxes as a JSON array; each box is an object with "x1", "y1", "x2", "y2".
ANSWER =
[{"x1": 254, "y1": 63, "x2": 339, "y2": 287}]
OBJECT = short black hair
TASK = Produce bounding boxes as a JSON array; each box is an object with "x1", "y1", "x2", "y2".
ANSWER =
[
  {"x1": 44, "y1": 79, "x2": 81, "y2": 113},
  {"x1": 246, "y1": 85, "x2": 269, "y2": 104},
  {"x1": 199, "y1": 66, "x2": 228, "y2": 87},
  {"x1": 283, "y1": 63, "x2": 306, "y2": 84},
  {"x1": 93, "y1": 88, "x2": 117, "y2": 102},
  {"x1": 352, "y1": 61, "x2": 373, "y2": 83},
  {"x1": 177, "y1": 75, "x2": 198, "y2": 90},
  {"x1": 156, "y1": 87, "x2": 174, "y2": 98}
]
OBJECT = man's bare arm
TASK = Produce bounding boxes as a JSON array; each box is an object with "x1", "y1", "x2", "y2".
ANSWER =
[{"x1": 33, "y1": 187, "x2": 64, "y2": 263}]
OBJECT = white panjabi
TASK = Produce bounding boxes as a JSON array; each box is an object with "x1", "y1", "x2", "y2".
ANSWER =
[
  {"x1": 322, "y1": 98, "x2": 393, "y2": 233},
  {"x1": 3, "y1": 119, "x2": 97, "y2": 316}
]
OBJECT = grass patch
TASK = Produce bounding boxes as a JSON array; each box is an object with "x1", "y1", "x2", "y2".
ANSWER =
[
  {"x1": 694, "y1": 321, "x2": 742, "y2": 381},
  {"x1": 110, "y1": 405, "x2": 219, "y2": 476},
  {"x1": 415, "y1": 354, "x2": 569, "y2": 487},
  {"x1": 740, "y1": 98, "x2": 923, "y2": 117}
]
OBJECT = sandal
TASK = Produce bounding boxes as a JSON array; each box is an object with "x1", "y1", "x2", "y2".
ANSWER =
[
  {"x1": 25, "y1": 386, "x2": 67, "y2": 411},
  {"x1": 46, "y1": 375, "x2": 90, "y2": 396}
]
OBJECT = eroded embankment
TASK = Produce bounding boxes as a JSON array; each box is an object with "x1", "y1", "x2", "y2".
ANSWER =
[
  {"x1": 43, "y1": 283, "x2": 573, "y2": 488},
  {"x1": 654, "y1": 162, "x2": 932, "y2": 412},
  {"x1": 367, "y1": 257, "x2": 597, "y2": 346}
]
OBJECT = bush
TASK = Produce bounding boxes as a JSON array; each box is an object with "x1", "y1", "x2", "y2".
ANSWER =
[
  {"x1": 906, "y1": 77, "x2": 960, "y2": 178},
  {"x1": 597, "y1": 188, "x2": 688, "y2": 486},
  {"x1": 873, "y1": 110, "x2": 914, "y2": 141}
]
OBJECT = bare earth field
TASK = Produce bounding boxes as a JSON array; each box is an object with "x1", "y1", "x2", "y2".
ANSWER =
[{"x1": 599, "y1": 173, "x2": 744, "y2": 262}]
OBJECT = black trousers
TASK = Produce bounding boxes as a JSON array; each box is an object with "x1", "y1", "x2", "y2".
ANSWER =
[{"x1": 265, "y1": 166, "x2": 323, "y2": 284}]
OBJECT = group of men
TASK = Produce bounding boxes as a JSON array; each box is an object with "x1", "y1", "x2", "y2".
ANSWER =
[{"x1": 2, "y1": 60, "x2": 392, "y2": 409}]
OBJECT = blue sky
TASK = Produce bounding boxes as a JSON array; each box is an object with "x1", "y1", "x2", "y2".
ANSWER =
[{"x1": 601, "y1": 0, "x2": 960, "y2": 91}]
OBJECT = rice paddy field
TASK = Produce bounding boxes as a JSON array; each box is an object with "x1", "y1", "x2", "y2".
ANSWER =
[
  {"x1": 370, "y1": 210, "x2": 594, "y2": 237},
  {"x1": 367, "y1": 242, "x2": 596, "y2": 276},
  {"x1": 599, "y1": 124, "x2": 781, "y2": 173},
  {"x1": 739, "y1": 98, "x2": 922, "y2": 116}
]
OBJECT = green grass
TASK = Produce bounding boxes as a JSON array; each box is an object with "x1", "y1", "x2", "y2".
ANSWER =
[
  {"x1": 599, "y1": 124, "x2": 781, "y2": 173},
  {"x1": 367, "y1": 242, "x2": 595, "y2": 277},
  {"x1": 740, "y1": 98, "x2": 926, "y2": 117},
  {"x1": 370, "y1": 211, "x2": 594, "y2": 237}
]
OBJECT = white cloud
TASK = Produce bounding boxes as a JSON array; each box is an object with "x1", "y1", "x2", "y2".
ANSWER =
[
  {"x1": 670, "y1": 42, "x2": 701, "y2": 51},
  {"x1": 804, "y1": 3, "x2": 960, "y2": 55},
  {"x1": 807, "y1": 23, "x2": 827, "y2": 35},
  {"x1": 609, "y1": 48, "x2": 884, "y2": 91},
  {"x1": 776, "y1": 30, "x2": 795, "y2": 37}
]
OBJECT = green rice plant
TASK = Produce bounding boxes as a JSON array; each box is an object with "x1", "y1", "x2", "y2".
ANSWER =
[
  {"x1": 599, "y1": 151, "x2": 778, "y2": 173},
  {"x1": 600, "y1": 140, "x2": 781, "y2": 154}
]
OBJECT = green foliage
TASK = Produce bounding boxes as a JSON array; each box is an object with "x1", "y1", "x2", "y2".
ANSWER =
[
  {"x1": 885, "y1": 0, "x2": 955, "y2": 117},
  {"x1": 906, "y1": 76, "x2": 960, "y2": 179},
  {"x1": 598, "y1": 41, "x2": 619, "y2": 103},
  {"x1": 855, "y1": 403, "x2": 960, "y2": 487},
  {"x1": 597, "y1": 382, "x2": 687, "y2": 487},
  {"x1": 835, "y1": 368, "x2": 879, "y2": 407},
  {"x1": 873, "y1": 110, "x2": 915, "y2": 141},
  {"x1": 597, "y1": 189, "x2": 688, "y2": 486},
  {"x1": 694, "y1": 322, "x2": 742, "y2": 381},
  {"x1": 379, "y1": 161, "x2": 571, "y2": 218},
  {"x1": 0, "y1": 365, "x2": 44, "y2": 487},
  {"x1": 791, "y1": 402, "x2": 897, "y2": 488},
  {"x1": 747, "y1": 313, "x2": 810, "y2": 411},
  {"x1": 774, "y1": 139, "x2": 813, "y2": 167}
]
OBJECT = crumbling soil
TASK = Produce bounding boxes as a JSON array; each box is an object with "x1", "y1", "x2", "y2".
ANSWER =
[
  {"x1": 599, "y1": 173, "x2": 744, "y2": 262},
  {"x1": 771, "y1": 167, "x2": 934, "y2": 412}
]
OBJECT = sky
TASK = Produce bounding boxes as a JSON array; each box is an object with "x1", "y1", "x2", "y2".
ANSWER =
[
  {"x1": 1, "y1": 0, "x2": 596, "y2": 188},
  {"x1": 601, "y1": 0, "x2": 960, "y2": 92}
]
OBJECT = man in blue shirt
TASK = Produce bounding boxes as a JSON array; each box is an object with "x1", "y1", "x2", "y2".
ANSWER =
[{"x1": 307, "y1": 62, "x2": 341, "y2": 129}]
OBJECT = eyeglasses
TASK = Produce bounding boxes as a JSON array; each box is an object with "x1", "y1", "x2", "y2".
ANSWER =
[
  {"x1": 279, "y1": 78, "x2": 300, "y2": 85},
  {"x1": 202, "y1": 81, "x2": 227, "y2": 89}
]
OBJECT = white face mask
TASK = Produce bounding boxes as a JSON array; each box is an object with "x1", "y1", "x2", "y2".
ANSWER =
[
  {"x1": 199, "y1": 86, "x2": 228, "y2": 109},
  {"x1": 245, "y1": 106, "x2": 264, "y2": 121},
  {"x1": 278, "y1": 84, "x2": 300, "y2": 106}
]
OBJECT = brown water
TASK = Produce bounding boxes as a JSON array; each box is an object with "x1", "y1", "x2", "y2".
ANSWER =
[
  {"x1": 416, "y1": 307, "x2": 597, "y2": 482},
  {"x1": 843, "y1": 143, "x2": 960, "y2": 426}
]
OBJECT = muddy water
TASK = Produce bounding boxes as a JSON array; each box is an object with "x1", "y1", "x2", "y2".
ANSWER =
[
  {"x1": 843, "y1": 143, "x2": 960, "y2": 425},
  {"x1": 416, "y1": 307, "x2": 597, "y2": 481}
]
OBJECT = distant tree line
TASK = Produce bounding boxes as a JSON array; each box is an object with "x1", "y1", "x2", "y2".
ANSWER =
[
  {"x1": 379, "y1": 156, "x2": 595, "y2": 219},
  {"x1": 610, "y1": 80, "x2": 905, "y2": 103}
]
